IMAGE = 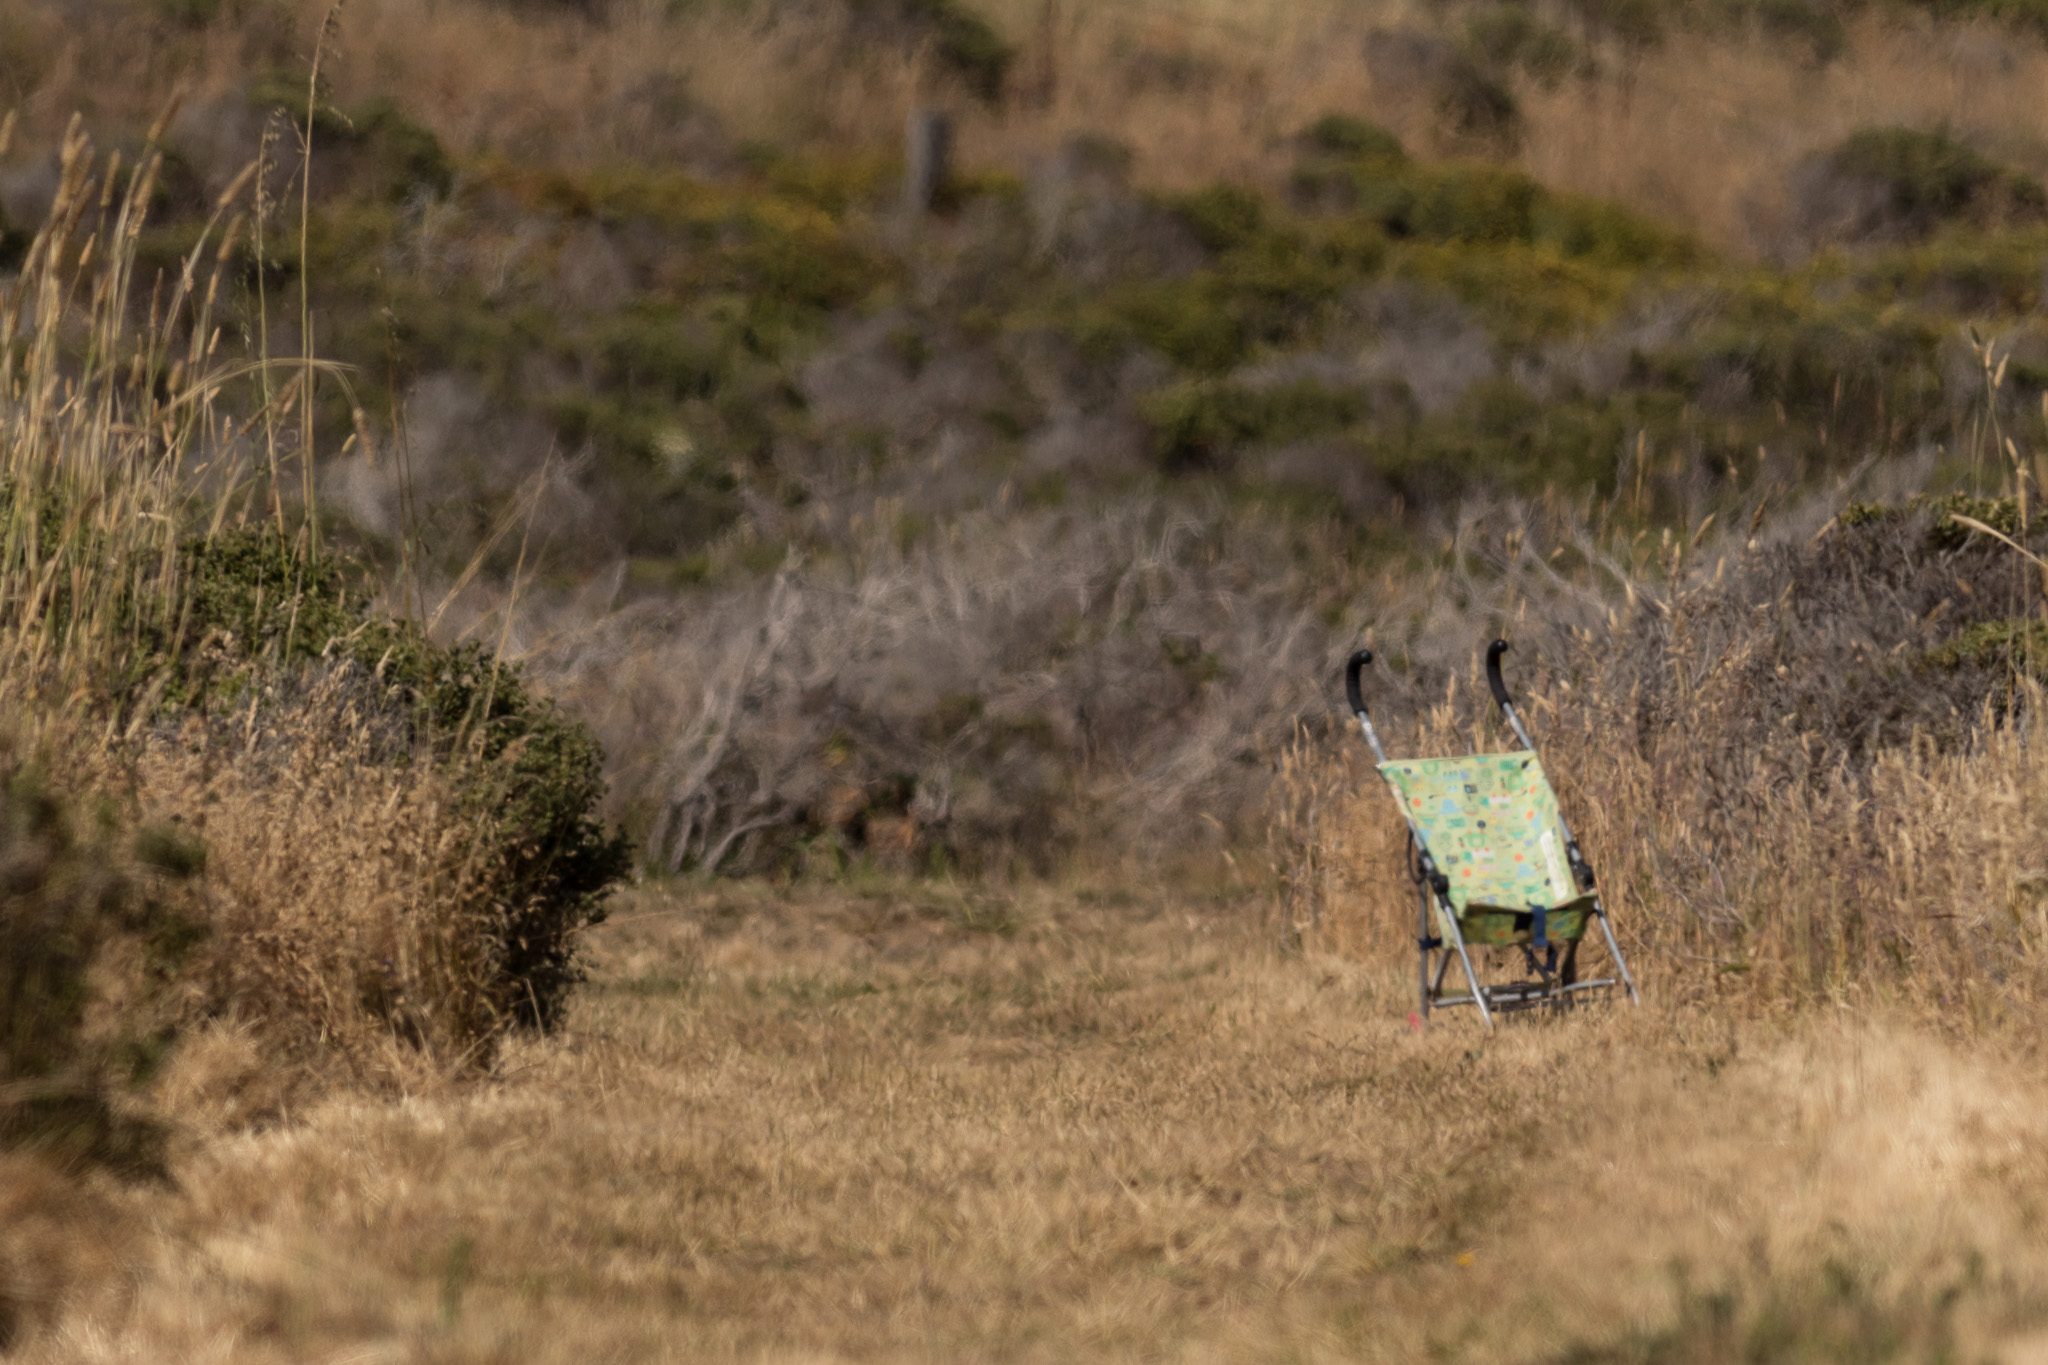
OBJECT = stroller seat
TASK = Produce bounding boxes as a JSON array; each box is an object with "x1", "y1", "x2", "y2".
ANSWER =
[
  {"x1": 1344, "y1": 642, "x2": 1639, "y2": 1027},
  {"x1": 1378, "y1": 753, "x2": 1596, "y2": 948}
]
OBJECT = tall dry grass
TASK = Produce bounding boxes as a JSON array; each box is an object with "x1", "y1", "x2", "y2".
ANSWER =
[
  {"x1": 0, "y1": 105, "x2": 558, "y2": 1165},
  {"x1": 1275, "y1": 480, "x2": 2048, "y2": 1017}
]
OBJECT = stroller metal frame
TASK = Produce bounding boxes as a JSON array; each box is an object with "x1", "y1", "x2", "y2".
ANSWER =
[{"x1": 1345, "y1": 640, "x2": 1639, "y2": 1027}]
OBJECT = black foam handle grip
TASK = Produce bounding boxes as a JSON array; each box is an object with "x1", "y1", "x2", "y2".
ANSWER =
[
  {"x1": 1485, "y1": 638, "x2": 1514, "y2": 708},
  {"x1": 1345, "y1": 648, "x2": 1373, "y2": 716}
]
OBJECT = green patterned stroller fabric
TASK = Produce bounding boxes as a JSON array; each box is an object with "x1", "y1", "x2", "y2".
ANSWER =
[{"x1": 1377, "y1": 754, "x2": 1595, "y2": 946}]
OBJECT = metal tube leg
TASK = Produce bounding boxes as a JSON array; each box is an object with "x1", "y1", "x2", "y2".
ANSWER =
[
  {"x1": 1417, "y1": 882, "x2": 1432, "y2": 1024},
  {"x1": 1594, "y1": 900, "x2": 1639, "y2": 1005},
  {"x1": 1444, "y1": 903, "x2": 1493, "y2": 1029}
]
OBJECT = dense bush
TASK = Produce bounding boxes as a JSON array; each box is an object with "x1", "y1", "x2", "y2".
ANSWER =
[
  {"x1": 1139, "y1": 378, "x2": 1371, "y2": 471},
  {"x1": 162, "y1": 528, "x2": 632, "y2": 1029},
  {"x1": 1799, "y1": 126, "x2": 2047, "y2": 247},
  {"x1": 0, "y1": 764, "x2": 193, "y2": 1175},
  {"x1": 248, "y1": 71, "x2": 454, "y2": 204},
  {"x1": 847, "y1": 0, "x2": 1013, "y2": 102}
]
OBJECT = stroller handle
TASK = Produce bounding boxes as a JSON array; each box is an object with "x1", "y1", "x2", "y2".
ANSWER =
[
  {"x1": 1345, "y1": 648, "x2": 1374, "y2": 717},
  {"x1": 1485, "y1": 639, "x2": 1515, "y2": 708}
]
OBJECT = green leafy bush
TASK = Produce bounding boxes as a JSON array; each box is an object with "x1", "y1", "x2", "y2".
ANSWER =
[
  {"x1": 0, "y1": 766, "x2": 191, "y2": 1175},
  {"x1": 160, "y1": 528, "x2": 632, "y2": 1029},
  {"x1": 1928, "y1": 491, "x2": 2025, "y2": 548},
  {"x1": 1295, "y1": 135, "x2": 1697, "y2": 271},
  {"x1": 1814, "y1": 127, "x2": 2046, "y2": 242},
  {"x1": 1301, "y1": 115, "x2": 1406, "y2": 163},
  {"x1": 249, "y1": 73, "x2": 453, "y2": 203},
  {"x1": 848, "y1": 0, "x2": 1013, "y2": 102},
  {"x1": 1923, "y1": 617, "x2": 2048, "y2": 674},
  {"x1": 1139, "y1": 379, "x2": 1369, "y2": 470}
]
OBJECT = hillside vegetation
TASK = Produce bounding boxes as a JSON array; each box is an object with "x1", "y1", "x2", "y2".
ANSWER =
[{"x1": 14, "y1": 0, "x2": 2048, "y2": 873}]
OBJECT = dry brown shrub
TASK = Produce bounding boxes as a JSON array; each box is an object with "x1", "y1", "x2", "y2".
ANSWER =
[
  {"x1": 128, "y1": 664, "x2": 516, "y2": 1084},
  {"x1": 497, "y1": 503, "x2": 1352, "y2": 876}
]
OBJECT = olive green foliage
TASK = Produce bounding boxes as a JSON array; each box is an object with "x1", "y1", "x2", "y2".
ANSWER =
[
  {"x1": 167, "y1": 528, "x2": 632, "y2": 1029},
  {"x1": 1303, "y1": 138, "x2": 1699, "y2": 270},
  {"x1": 282, "y1": 155, "x2": 892, "y2": 560},
  {"x1": 145, "y1": 69, "x2": 2048, "y2": 585},
  {"x1": 1927, "y1": 491, "x2": 2025, "y2": 547},
  {"x1": 1849, "y1": 225, "x2": 2048, "y2": 314},
  {"x1": 1923, "y1": 617, "x2": 2048, "y2": 674},
  {"x1": 1824, "y1": 127, "x2": 2046, "y2": 239},
  {"x1": 1140, "y1": 379, "x2": 1370, "y2": 470},
  {"x1": 0, "y1": 767, "x2": 191, "y2": 1175},
  {"x1": 250, "y1": 71, "x2": 454, "y2": 203},
  {"x1": 1300, "y1": 115, "x2": 1407, "y2": 164},
  {"x1": 849, "y1": 0, "x2": 1013, "y2": 101},
  {"x1": 1088, "y1": 186, "x2": 1387, "y2": 372}
]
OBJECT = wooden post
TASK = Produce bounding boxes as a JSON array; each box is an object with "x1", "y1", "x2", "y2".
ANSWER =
[{"x1": 904, "y1": 107, "x2": 952, "y2": 216}]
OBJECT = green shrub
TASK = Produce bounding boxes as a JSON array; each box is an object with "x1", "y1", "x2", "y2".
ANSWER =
[
  {"x1": 1139, "y1": 379, "x2": 1368, "y2": 470},
  {"x1": 1088, "y1": 204, "x2": 1385, "y2": 371},
  {"x1": 1922, "y1": 616, "x2": 2048, "y2": 674},
  {"x1": 1435, "y1": 60, "x2": 1522, "y2": 150},
  {"x1": 1852, "y1": 225, "x2": 2048, "y2": 314},
  {"x1": 849, "y1": 0, "x2": 1013, "y2": 102},
  {"x1": 1301, "y1": 115, "x2": 1406, "y2": 162},
  {"x1": 1531, "y1": 192, "x2": 1704, "y2": 269},
  {"x1": 1168, "y1": 184, "x2": 1270, "y2": 254},
  {"x1": 910, "y1": 0, "x2": 1013, "y2": 102},
  {"x1": 1823, "y1": 127, "x2": 2046, "y2": 239},
  {"x1": 1309, "y1": 147, "x2": 1694, "y2": 271},
  {"x1": 1406, "y1": 163, "x2": 1542, "y2": 243},
  {"x1": 1927, "y1": 491, "x2": 2026, "y2": 548},
  {"x1": 0, "y1": 766, "x2": 188, "y2": 1175},
  {"x1": 160, "y1": 528, "x2": 632, "y2": 1030},
  {"x1": 249, "y1": 74, "x2": 454, "y2": 203}
]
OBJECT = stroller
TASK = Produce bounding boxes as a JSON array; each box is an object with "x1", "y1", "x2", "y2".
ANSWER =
[{"x1": 1345, "y1": 640, "x2": 1638, "y2": 1027}]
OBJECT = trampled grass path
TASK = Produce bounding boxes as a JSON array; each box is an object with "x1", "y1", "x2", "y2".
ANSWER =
[{"x1": 29, "y1": 882, "x2": 2048, "y2": 1363}]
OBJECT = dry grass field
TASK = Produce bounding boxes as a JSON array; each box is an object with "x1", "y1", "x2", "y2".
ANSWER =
[{"x1": 9, "y1": 879, "x2": 2048, "y2": 1362}]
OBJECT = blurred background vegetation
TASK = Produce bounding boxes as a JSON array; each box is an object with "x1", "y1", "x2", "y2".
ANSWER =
[{"x1": 10, "y1": 0, "x2": 2048, "y2": 880}]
